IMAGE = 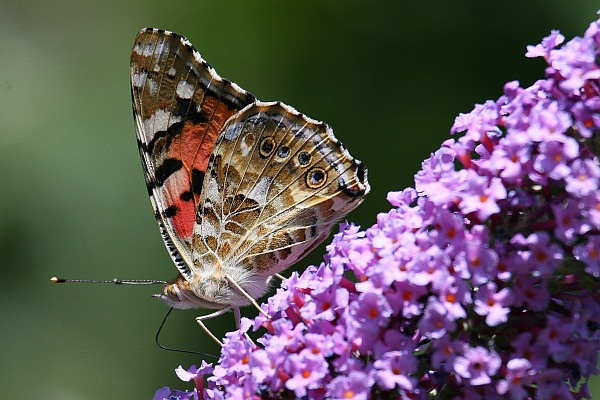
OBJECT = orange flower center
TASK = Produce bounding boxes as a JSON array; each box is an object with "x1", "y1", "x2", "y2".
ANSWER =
[
  {"x1": 447, "y1": 227, "x2": 456, "y2": 239},
  {"x1": 535, "y1": 250, "x2": 547, "y2": 262}
]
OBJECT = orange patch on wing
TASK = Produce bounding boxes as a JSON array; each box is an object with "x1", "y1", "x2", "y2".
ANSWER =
[
  {"x1": 171, "y1": 96, "x2": 238, "y2": 174},
  {"x1": 181, "y1": 97, "x2": 220, "y2": 171},
  {"x1": 170, "y1": 196, "x2": 197, "y2": 239},
  {"x1": 162, "y1": 169, "x2": 196, "y2": 239},
  {"x1": 162, "y1": 96, "x2": 240, "y2": 239}
]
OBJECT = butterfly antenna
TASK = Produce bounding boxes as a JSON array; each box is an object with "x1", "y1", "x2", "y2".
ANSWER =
[
  {"x1": 156, "y1": 307, "x2": 218, "y2": 358},
  {"x1": 51, "y1": 277, "x2": 217, "y2": 357},
  {"x1": 50, "y1": 277, "x2": 167, "y2": 285}
]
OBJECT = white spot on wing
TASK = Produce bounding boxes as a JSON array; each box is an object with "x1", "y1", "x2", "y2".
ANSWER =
[
  {"x1": 142, "y1": 42, "x2": 155, "y2": 57},
  {"x1": 240, "y1": 142, "x2": 252, "y2": 156},
  {"x1": 155, "y1": 40, "x2": 169, "y2": 57},
  {"x1": 131, "y1": 72, "x2": 147, "y2": 88},
  {"x1": 143, "y1": 109, "x2": 182, "y2": 141},
  {"x1": 176, "y1": 80, "x2": 195, "y2": 99},
  {"x1": 222, "y1": 122, "x2": 243, "y2": 141},
  {"x1": 148, "y1": 78, "x2": 158, "y2": 95},
  {"x1": 247, "y1": 177, "x2": 271, "y2": 206}
]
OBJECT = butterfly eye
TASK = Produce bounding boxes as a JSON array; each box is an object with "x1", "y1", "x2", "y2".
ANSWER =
[
  {"x1": 259, "y1": 137, "x2": 276, "y2": 158},
  {"x1": 298, "y1": 151, "x2": 311, "y2": 166},
  {"x1": 306, "y1": 167, "x2": 327, "y2": 188}
]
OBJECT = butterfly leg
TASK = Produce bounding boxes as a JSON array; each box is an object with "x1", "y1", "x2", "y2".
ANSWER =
[
  {"x1": 233, "y1": 306, "x2": 242, "y2": 328},
  {"x1": 196, "y1": 306, "x2": 232, "y2": 347},
  {"x1": 274, "y1": 273, "x2": 287, "y2": 281},
  {"x1": 224, "y1": 275, "x2": 269, "y2": 318},
  {"x1": 233, "y1": 306, "x2": 256, "y2": 345}
]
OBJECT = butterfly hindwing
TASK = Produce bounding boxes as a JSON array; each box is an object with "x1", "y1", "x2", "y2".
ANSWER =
[
  {"x1": 130, "y1": 28, "x2": 256, "y2": 278},
  {"x1": 191, "y1": 102, "x2": 369, "y2": 276}
]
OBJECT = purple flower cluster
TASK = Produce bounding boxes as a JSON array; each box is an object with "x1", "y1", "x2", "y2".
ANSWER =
[{"x1": 156, "y1": 17, "x2": 600, "y2": 400}]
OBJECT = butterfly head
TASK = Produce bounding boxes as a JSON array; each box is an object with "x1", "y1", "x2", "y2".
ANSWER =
[
  {"x1": 154, "y1": 270, "x2": 273, "y2": 310},
  {"x1": 154, "y1": 274, "x2": 226, "y2": 310}
]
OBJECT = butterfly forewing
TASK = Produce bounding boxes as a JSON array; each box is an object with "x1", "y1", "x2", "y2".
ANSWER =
[{"x1": 130, "y1": 28, "x2": 256, "y2": 279}]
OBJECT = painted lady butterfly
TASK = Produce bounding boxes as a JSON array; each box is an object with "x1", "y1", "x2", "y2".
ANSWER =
[{"x1": 130, "y1": 28, "x2": 370, "y2": 334}]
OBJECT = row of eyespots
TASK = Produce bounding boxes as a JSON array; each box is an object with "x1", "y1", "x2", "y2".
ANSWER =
[
  {"x1": 258, "y1": 136, "x2": 328, "y2": 189},
  {"x1": 259, "y1": 136, "x2": 312, "y2": 165}
]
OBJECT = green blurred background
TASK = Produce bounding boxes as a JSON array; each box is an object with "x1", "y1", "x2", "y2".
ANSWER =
[{"x1": 1, "y1": 1, "x2": 599, "y2": 399}]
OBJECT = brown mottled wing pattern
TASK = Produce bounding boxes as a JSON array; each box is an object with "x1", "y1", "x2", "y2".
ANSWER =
[
  {"x1": 192, "y1": 102, "x2": 370, "y2": 276},
  {"x1": 130, "y1": 28, "x2": 256, "y2": 279}
]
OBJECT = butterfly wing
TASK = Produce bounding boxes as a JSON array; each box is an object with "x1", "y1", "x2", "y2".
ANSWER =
[
  {"x1": 192, "y1": 102, "x2": 370, "y2": 280},
  {"x1": 130, "y1": 28, "x2": 256, "y2": 279}
]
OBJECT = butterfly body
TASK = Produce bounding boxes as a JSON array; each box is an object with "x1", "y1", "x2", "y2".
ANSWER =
[{"x1": 130, "y1": 28, "x2": 369, "y2": 317}]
